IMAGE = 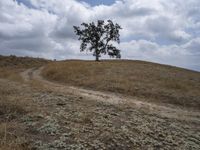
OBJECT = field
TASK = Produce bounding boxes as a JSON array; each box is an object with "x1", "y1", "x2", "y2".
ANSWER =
[
  {"x1": 0, "y1": 55, "x2": 48, "y2": 82},
  {"x1": 0, "y1": 56, "x2": 200, "y2": 149},
  {"x1": 42, "y1": 60, "x2": 200, "y2": 109},
  {"x1": 0, "y1": 55, "x2": 48, "y2": 149}
]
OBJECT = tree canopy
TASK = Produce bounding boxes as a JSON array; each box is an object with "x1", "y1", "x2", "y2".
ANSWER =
[{"x1": 73, "y1": 20, "x2": 122, "y2": 61}]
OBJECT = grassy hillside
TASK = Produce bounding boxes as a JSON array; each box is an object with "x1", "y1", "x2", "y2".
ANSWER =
[
  {"x1": 0, "y1": 55, "x2": 50, "y2": 149},
  {"x1": 0, "y1": 56, "x2": 199, "y2": 149},
  {"x1": 0, "y1": 55, "x2": 49, "y2": 81},
  {"x1": 42, "y1": 60, "x2": 200, "y2": 109},
  {"x1": 0, "y1": 55, "x2": 48, "y2": 68}
]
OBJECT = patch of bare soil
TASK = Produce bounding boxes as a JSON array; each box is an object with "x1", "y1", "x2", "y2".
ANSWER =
[{"x1": 8, "y1": 67, "x2": 198, "y2": 149}]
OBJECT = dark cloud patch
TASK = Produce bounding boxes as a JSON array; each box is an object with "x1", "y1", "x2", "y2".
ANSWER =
[
  {"x1": 2, "y1": 38, "x2": 51, "y2": 52},
  {"x1": 145, "y1": 16, "x2": 190, "y2": 44},
  {"x1": 183, "y1": 38, "x2": 200, "y2": 54},
  {"x1": 146, "y1": 16, "x2": 173, "y2": 33},
  {"x1": 50, "y1": 18, "x2": 77, "y2": 40}
]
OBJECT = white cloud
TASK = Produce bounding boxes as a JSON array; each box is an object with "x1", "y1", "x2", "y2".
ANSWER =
[{"x1": 0, "y1": 0, "x2": 199, "y2": 71}]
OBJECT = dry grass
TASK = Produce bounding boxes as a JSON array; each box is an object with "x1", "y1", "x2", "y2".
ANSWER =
[
  {"x1": 0, "y1": 81, "x2": 29, "y2": 150},
  {"x1": 0, "y1": 56, "x2": 199, "y2": 149},
  {"x1": 42, "y1": 60, "x2": 200, "y2": 109},
  {"x1": 0, "y1": 55, "x2": 48, "y2": 150},
  {"x1": 0, "y1": 55, "x2": 49, "y2": 149},
  {"x1": 0, "y1": 55, "x2": 48, "y2": 69},
  {"x1": 0, "y1": 55, "x2": 49, "y2": 82},
  {"x1": 0, "y1": 68, "x2": 24, "y2": 82}
]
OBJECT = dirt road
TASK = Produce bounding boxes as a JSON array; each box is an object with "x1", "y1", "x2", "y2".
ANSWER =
[
  {"x1": 21, "y1": 67, "x2": 200, "y2": 121},
  {"x1": 4, "y1": 67, "x2": 196, "y2": 149}
]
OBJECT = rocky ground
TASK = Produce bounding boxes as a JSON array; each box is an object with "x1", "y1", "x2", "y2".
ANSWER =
[{"x1": 0, "y1": 68, "x2": 200, "y2": 149}]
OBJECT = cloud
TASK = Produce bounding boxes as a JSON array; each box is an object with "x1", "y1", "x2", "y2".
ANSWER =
[
  {"x1": 0, "y1": 0, "x2": 199, "y2": 71},
  {"x1": 182, "y1": 38, "x2": 200, "y2": 54},
  {"x1": 120, "y1": 38, "x2": 200, "y2": 71}
]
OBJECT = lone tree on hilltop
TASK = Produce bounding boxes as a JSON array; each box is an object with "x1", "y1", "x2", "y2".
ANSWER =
[{"x1": 73, "y1": 20, "x2": 122, "y2": 61}]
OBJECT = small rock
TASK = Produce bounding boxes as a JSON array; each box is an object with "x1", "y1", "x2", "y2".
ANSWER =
[{"x1": 56, "y1": 103, "x2": 66, "y2": 106}]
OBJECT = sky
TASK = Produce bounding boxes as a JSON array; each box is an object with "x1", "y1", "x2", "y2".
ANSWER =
[
  {"x1": 0, "y1": 0, "x2": 200, "y2": 71},
  {"x1": 82, "y1": 0, "x2": 116, "y2": 6}
]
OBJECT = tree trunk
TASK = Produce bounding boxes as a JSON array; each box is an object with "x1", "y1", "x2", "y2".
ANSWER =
[
  {"x1": 95, "y1": 48, "x2": 99, "y2": 61},
  {"x1": 95, "y1": 54, "x2": 99, "y2": 61}
]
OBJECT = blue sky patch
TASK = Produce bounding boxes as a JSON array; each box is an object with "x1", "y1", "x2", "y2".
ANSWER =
[
  {"x1": 16, "y1": 0, "x2": 35, "y2": 9},
  {"x1": 81, "y1": 0, "x2": 116, "y2": 6}
]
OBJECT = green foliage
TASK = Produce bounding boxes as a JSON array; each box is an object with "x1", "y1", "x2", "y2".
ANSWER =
[{"x1": 73, "y1": 20, "x2": 122, "y2": 61}]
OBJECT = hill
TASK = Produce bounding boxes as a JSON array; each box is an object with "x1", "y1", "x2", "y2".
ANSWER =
[
  {"x1": 0, "y1": 55, "x2": 48, "y2": 68},
  {"x1": 0, "y1": 56, "x2": 200, "y2": 149},
  {"x1": 42, "y1": 60, "x2": 200, "y2": 109},
  {"x1": 0, "y1": 55, "x2": 49, "y2": 81}
]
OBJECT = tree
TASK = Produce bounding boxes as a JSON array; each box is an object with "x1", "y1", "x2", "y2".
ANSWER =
[{"x1": 73, "y1": 20, "x2": 122, "y2": 61}]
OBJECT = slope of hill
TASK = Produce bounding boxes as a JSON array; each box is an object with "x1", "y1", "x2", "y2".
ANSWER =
[
  {"x1": 42, "y1": 60, "x2": 200, "y2": 109},
  {"x1": 0, "y1": 55, "x2": 49, "y2": 81},
  {"x1": 0, "y1": 56, "x2": 200, "y2": 149},
  {"x1": 0, "y1": 55, "x2": 48, "y2": 68}
]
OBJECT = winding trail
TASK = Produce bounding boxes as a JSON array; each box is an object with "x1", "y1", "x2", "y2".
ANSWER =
[{"x1": 21, "y1": 67, "x2": 200, "y2": 121}]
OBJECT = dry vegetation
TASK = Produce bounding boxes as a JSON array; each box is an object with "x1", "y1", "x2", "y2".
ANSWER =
[
  {"x1": 0, "y1": 80, "x2": 32, "y2": 149},
  {"x1": 0, "y1": 56, "x2": 200, "y2": 149},
  {"x1": 0, "y1": 55, "x2": 48, "y2": 82},
  {"x1": 0, "y1": 77, "x2": 199, "y2": 150},
  {"x1": 42, "y1": 60, "x2": 200, "y2": 109},
  {"x1": 0, "y1": 55, "x2": 49, "y2": 149}
]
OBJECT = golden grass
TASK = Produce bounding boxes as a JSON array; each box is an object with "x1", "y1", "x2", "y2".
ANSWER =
[
  {"x1": 0, "y1": 54, "x2": 50, "y2": 149},
  {"x1": 0, "y1": 55, "x2": 49, "y2": 149},
  {"x1": 0, "y1": 55, "x2": 49, "y2": 82},
  {"x1": 0, "y1": 55, "x2": 48, "y2": 69},
  {"x1": 42, "y1": 60, "x2": 200, "y2": 109},
  {"x1": 0, "y1": 68, "x2": 24, "y2": 82},
  {"x1": 0, "y1": 82, "x2": 29, "y2": 150}
]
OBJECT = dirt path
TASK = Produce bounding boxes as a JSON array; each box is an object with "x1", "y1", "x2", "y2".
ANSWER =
[
  {"x1": 21, "y1": 67, "x2": 200, "y2": 122},
  {"x1": 1, "y1": 68, "x2": 199, "y2": 149},
  {"x1": 21, "y1": 67, "x2": 137, "y2": 105}
]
